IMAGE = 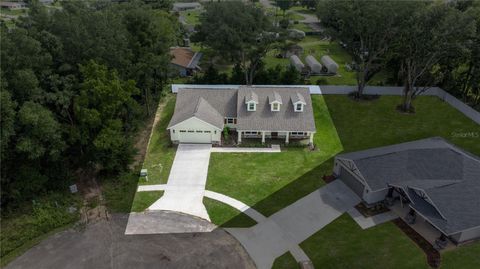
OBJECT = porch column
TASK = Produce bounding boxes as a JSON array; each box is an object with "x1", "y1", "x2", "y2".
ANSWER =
[
  {"x1": 237, "y1": 131, "x2": 242, "y2": 144},
  {"x1": 309, "y1": 132, "x2": 314, "y2": 144},
  {"x1": 285, "y1": 132, "x2": 289, "y2": 144},
  {"x1": 261, "y1": 131, "x2": 265, "y2": 144}
]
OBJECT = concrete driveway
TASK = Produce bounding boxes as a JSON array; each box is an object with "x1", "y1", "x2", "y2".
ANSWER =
[
  {"x1": 6, "y1": 213, "x2": 255, "y2": 269},
  {"x1": 148, "y1": 144, "x2": 211, "y2": 220},
  {"x1": 227, "y1": 180, "x2": 361, "y2": 269}
]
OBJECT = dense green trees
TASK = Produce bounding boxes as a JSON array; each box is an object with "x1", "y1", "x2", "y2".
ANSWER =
[
  {"x1": 193, "y1": 1, "x2": 279, "y2": 84},
  {"x1": 0, "y1": 1, "x2": 176, "y2": 208},
  {"x1": 318, "y1": 0, "x2": 416, "y2": 98},
  {"x1": 317, "y1": 0, "x2": 479, "y2": 111}
]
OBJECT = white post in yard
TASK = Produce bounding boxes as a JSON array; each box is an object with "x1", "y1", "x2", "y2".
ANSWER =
[
  {"x1": 285, "y1": 132, "x2": 289, "y2": 144},
  {"x1": 309, "y1": 132, "x2": 314, "y2": 145},
  {"x1": 261, "y1": 131, "x2": 265, "y2": 144},
  {"x1": 238, "y1": 131, "x2": 242, "y2": 144}
]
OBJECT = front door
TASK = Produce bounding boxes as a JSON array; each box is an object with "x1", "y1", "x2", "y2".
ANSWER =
[{"x1": 271, "y1": 132, "x2": 278, "y2": 138}]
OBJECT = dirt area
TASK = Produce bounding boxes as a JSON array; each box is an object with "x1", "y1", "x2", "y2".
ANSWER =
[
  {"x1": 6, "y1": 214, "x2": 256, "y2": 269},
  {"x1": 130, "y1": 95, "x2": 172, "y2": 169}
]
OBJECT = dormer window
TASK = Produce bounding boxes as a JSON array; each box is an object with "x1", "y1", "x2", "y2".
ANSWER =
[
  {"x1": 294, "y1": 102, "x2": 304, "y2": 112},
  {"x1": 271, "y1": 102, "x2": 280, "y2": 111},
  {"x1": 247, "y1": 102, "x2": 256, "y2": 111}
]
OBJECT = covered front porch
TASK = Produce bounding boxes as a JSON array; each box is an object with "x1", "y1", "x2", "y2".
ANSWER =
[
  {"x1": 236, "y1": 130, "x2": 314, "y2": 145},
  {"x1": 388, "y1": 195, "x2": 456, "y2": 252}
]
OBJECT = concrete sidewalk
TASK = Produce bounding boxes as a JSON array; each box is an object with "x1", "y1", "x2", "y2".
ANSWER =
[
  {"x1": 211, "y1": 145, "x2": 281, "y2": 153},
  {"x1": 148, "y1": 144, "x2": 212, "y2": 221},
  {"x1": 227, "y1": 180, "x2": 361, "y2": 269}
]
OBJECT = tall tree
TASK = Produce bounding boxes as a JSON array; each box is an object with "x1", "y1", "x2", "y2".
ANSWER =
[
  {"x1": 193, "y1": 1, "x2": 277, "y2": 85},
  {"x1": 317, "y1": 0, "x2": 415, "y2": 98},
  {"x1": 392, "y1": 3, "x2": 476, "y2": 112}
]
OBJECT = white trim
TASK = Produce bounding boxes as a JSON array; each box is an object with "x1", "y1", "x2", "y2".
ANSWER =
[
  {"x1": 271, "y1": 102, "x2": 280, "y2": 111},
  {"x1": 167, "y1": 116, "x2": 222, "y2": 130},
  {"x1": 247, "y1": 102, "x2": 256, "y2": 111},
  {"x1": 294, "y1": 102, "x2": 304, "y2": 112}
]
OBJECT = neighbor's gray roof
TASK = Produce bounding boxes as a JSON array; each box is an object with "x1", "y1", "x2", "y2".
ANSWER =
[
  {"x1": 338, "y1": 137, "x2": 480, "y2": 235},
  {"x1": 236, "y1": 87, "x2": 316, "y2": 132},
  {"x1": 167, "y1": 89, "x2": 237, "y2": 129},
  {"x1": 337, "y1": 137, "x2": 480, "y2": 191}
]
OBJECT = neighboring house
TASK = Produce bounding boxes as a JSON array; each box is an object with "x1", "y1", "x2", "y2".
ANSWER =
[
  {"x1": 0, "y1": 1, "x2": 27, "y2": 9},
  {"x1": 334, "y1": 137, "x2": 480, "y2": 244},
  {"x1": 167, "y1": 86, "x2": 316, "y2": 145},
  {"x1": 172, "y1": 2, "x2": 201, "y2": 12},
  {"x1": 170, "y1": 47, "x2": 202, "y2": 77}
]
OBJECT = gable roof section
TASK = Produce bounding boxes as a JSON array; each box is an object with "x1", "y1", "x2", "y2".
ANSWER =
[
  {"x1": 168, "y1": 89, "x2": 237, "y2": 129},
  {"x1": 338, "y1": 137, "x2": 480, "y2": 235},
  {"x1": 245, "y1": 89, "x2": 258, "y2": 104},
  {"x1": 236, "y1": 87, "x2": 316, "y2": 132},
  {"x1": 170, "y1": 47, "x2": 201, "y2": 69},
  {"x1": 268, "y1": 91, "x2": 282, "y2": 104},
  {"x1": 291, "y1": 92, "x2": 306, "y2": 104}
]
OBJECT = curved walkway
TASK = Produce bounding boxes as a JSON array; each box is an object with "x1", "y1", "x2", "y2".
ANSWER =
[{"x1": 204, "y1": 190, "x2": 311, "y2": 268}]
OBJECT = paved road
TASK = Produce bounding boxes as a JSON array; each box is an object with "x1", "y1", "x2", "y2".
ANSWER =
[
  {"x1": 148, "y1": 144, "x2": 212, "y2": 220},
  {"x1": 6, "y1": 214, "x2": 255, "y2": 269},
  {"x1": 227, "y1": 180, "x2": 361, "y2": 269}
]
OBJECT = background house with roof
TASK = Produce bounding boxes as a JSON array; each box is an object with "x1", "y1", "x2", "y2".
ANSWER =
[
  {"x1": 167, "y1": 86, "x2": 316, "y2": 145},
  {"x1": 334, "y1": 137, "x2": 480, "y2": 245},
  {"x1": 169, "y1": 47, "x2": 202, "y2": 77}
]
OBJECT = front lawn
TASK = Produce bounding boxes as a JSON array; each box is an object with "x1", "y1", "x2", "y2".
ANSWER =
[
  {"x1": 207, "y1": 94, "x2": 342, "y2": 217},
  {"x1": 206, "y1": 94, "x2": 480, "y2": 268}
]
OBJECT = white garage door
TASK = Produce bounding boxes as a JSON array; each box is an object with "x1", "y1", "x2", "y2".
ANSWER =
[{"x1": 178, "y1": 130, "x2": 212, "y2": 144}]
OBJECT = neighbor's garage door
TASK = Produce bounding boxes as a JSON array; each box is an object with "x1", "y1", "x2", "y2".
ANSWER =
[
  {"x1": 340, "y1": 167, "x2": 364, "y2": 197},
  {"x1": 178, "y1": 130, "x2": 212, "y2": 144}
]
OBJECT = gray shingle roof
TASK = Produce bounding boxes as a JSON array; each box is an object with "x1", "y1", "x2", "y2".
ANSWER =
[
  {"x1": 236, "y1": 87, "x2": 316, "y2": 132},
  {"x1": 169, "y1": 86, "x2": 316, "y2": 132},
  {"x1": 245, "y1": 90, "x2": 258, "y2": 104},
  {"x1": 338, "y1": 137, "x2": 480, "y2": 235},
  {"x1": 268, "y1": 91, "x2": 282, "y2": 104},
  {"x1": 167, "y1": 88, "x2": 237, "y2": 129},
  {"x1": 291, "y1": 92, "x2": 306, "y2": 104}
]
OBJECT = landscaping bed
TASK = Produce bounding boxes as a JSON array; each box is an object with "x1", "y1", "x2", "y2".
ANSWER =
[
  {"x1": 392, "y1": 218, "x2": 441, "y2": 268},
  {"x1": 355, "y1": 202, "x2": 390, "y2": 217}
]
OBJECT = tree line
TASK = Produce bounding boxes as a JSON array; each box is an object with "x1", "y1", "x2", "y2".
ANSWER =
[
  {"x1": 0, "y1": 0, "x2": 177, "y2": 209},
  {"x1": 317, "y1": 0, "x2": 480, "y2": 111}
]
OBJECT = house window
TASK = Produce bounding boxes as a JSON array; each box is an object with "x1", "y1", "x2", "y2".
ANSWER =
[
  {"x1": 188, "y1": 130, "x2": 194, "y2": 133},
  {"x1": 271, "y1": 102, "x2": 280, "y2": 111},
  {"x1": 225, "y1": 117, "x2": 237, "y2": 124},
  {"x1": 179, "y1": 130, "x2": 186, "y2": 133},
  {"x1": 247, "y1": 102, "x2": 256, "y2": 111},
  {"x1": 204, "y1": 130, "x2": 211, "y2": 133},
  {"x1": 295, "y1": 103, "x2": 304, "y2": 112},
  {"x1": 196, "y1": 130, "x2": 203, "y2": 133},
  {"x1": 173, "y1": 130, "x2": 175, "y2": 133},
  {"x1": 245, "y1": 131, "x2": 260, "y2": 135},
  {"x1": 291, "y1": 132, "x2": 307, "y2": 136}
]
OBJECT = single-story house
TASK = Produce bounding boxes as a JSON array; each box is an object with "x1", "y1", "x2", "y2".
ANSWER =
[
  {"x1": 333, "y1": 137, "x2": 480, "y2": 244},
  {"x1": 167, "y1": 86, "x2": 316, "y2": 145},
  {"x1": 172, "y1": 2, "x2": 201, "y2": 12},
  {"x1": 0, "y1": 1, "x2": 27, "y2": 9},
  {"x1": 170, "y1": 47, "x2": 202, "y2": 77}
]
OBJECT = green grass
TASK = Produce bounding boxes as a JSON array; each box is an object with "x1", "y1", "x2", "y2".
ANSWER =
[
  {"x1": 207, "y1": 95, "x2": 342, "y2": 217},
  {"x1": 1, "y1": 192, "x2": 81, "y2": 266},
  {"x1": 206, "y1": 95, "x2": 480, "y2": 268},
  {"x1": 103, "y1": 171, "x2": 139, "y2": 212},
  {"x1": 441, "y1": 242, "x2": 480, "y2": 269},
  {"x1": 137, "y1": 94, "x2": 177, "y2": 185},
  {"x1": 180, "y1": 9, "x2": 202, "y2": 25},
  {"x1": 272, "y1": 252, "x2": 300, "y2": 269},
  {"x1": 203, "y1": 197, "x2": 257, "y2": 227},
  {"x1": 286, "y1": 11, "x2": 304, "y2": 21},
  {"x1": 264, "y1": 39, "x2": 357, "y2": 85},
  {"x1": 301, "y1": 214, "x2": 429, "y2": 269},
  {"x1": 291, "y1": 23, "x2": 311, "y2": 32},
  {"x1": 131, "y1": 191, "x2": 164, "y2": 212}
]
